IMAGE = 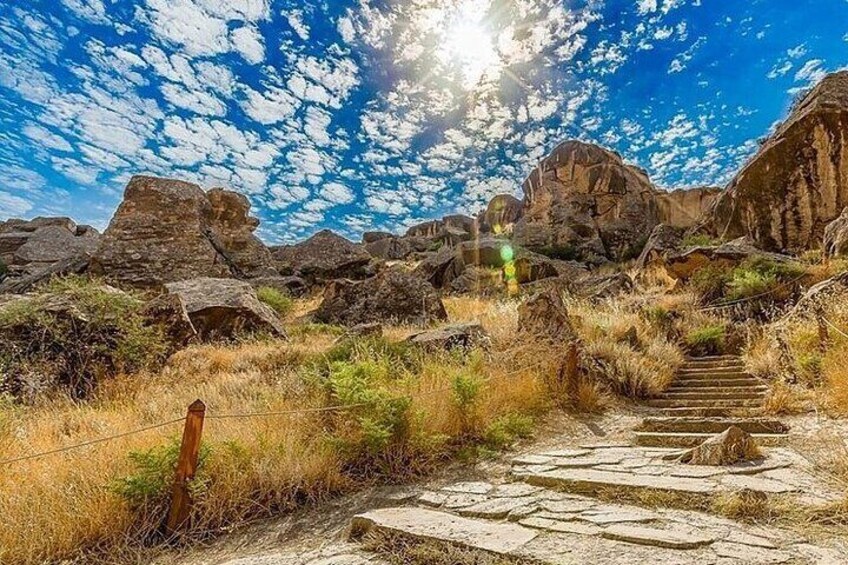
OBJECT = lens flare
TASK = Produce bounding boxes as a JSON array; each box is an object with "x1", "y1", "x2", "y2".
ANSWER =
[{"x1": 500, "y1": 244, "x2": 514, "y2": 263}]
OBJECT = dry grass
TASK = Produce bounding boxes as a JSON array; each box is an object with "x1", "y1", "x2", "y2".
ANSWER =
[
  {"x1": 362, "y1": 531, "x2": 532, "y2": 565},
  {"x1": 0, "y1": 296, "x2": 553, "y2": 565},
  {"x1": 762, "y1": 382, "x2": 807, "y2": 415}
]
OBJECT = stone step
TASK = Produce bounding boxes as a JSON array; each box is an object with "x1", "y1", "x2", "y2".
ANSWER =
[
  {"x1": 351, "y1": 507, "x2": 539, "y2": 557},
  {"x1": 658, "y1": 391, "x2": 766, "y2": 401},
  {"x1": 638, "y1": 417, "x2": 790, "y2": 434},
  {"x1": 658, "y1": 407, "x2": 761, "y2": 417},
  {"x1": 633, "y1": 431, "x2": 789, "y2": 448},
  {"x1": 681, "y1": 361, "x2": 744, "y2": 369},
  {"x1": 647, "y1": 398, "x2": 762, "y2": 408},
  {"x1": 677, "y1": 368, "x2": 748, "y2": 377},
  {"x1": 667, "y1": 379, "x2": 764, "y2": 388},
  {"x1": 684, "y1": 355, "x2": 741, "y2": 362},
  {"x1": 519, "y1": 467, "x2": 718, "y2": 500}
]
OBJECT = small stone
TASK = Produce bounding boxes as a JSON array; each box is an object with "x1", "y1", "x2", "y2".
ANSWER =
[{"x1": 602, "y1": 524, "x2": 715, "y2": 550}]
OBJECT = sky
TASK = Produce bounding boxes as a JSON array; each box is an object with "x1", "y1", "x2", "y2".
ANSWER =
[{"x1": 0, "y1": 1, "x2": 846, "y2": 244}]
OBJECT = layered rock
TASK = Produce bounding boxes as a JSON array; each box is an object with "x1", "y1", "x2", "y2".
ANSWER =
[
  {"x1": 0, "y1": 217, "x2": 99, "y2": 281},
  {"x1": 272, "y1": 229, "x2": 374, "y2": 284},
  {"x1": 823, "y1": 207, "x2": 848, "y2": 258},
  {"x1": 478, "y1": 194, "x2": 524, "y2": 235},
  {"x1": 314, "y1": 268, "x2": 447, "y2": 326},
  {"x1": 655, "y1": 187, "x2": 721, "y2": 229},
  {"x1": 636, "y1": 224, "x2": 685, "y2": 269},
  {"x1": 702, "y1": 71, "x2": 848, "y2": 253},
  {"x1": 92, "y1": 176, "x2": 274, "y2": 288},
  {"x1": 513, "y1": 140, "x2": 659, "y2": 263}
]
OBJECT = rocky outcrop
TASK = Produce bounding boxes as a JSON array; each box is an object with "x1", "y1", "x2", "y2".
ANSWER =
[
  {"x1": 364, "y1": 235, "x2": 430, "y2": 260},
  {"x1": 702, "y1": 71, "x2": 848, "y2": 253},
  {"x1": 92, "y1": 176, "x2": 274, "y2": 288},
  {"x1": 655, "y1": 188, "x2": 721, "y2": 229},
  {"x1": 0, "y1": 253, "x2": 92, "y2": 294},
  {"x1": 513, "y1": 140, "x2": 659, "y2": 263},
  {"x1": 314, "y1": 268, "x2": 447, "y2": 326},
  {"x1": 0, "y1": 217, "x2": 99, "y2": 282},
  {"x1": 272, "y1": 229, "x2": 374, "y2": 284},
  {"x1": 412, "y1": 246, "x2": 466, "y2": 289},
  {"x1": 479, "y1": 194, "x2": 524, "y2": 235},
  {"x1": 157, "y1": 278, "x2": 286, "y2": 340},
  {"x1": 637, "y1": 224, "x2": 685, "y2": 268},
  {"x1": 823, "y1": 207, "x2": 848, "y2": 258},
  {"x1": 661, "y1": 237, "x2": 794, "y2": 281},
  {"x1": 248, "y1": 275, "x2": 308, "y2": 297},
  {"x1": 677, "y1": 426, "x2": 761, "y2": 466}
]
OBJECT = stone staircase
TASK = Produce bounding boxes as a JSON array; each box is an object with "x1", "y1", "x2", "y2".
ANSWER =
[{"x1": 634, "y1": 355, "x2": 790, "y2": 448}]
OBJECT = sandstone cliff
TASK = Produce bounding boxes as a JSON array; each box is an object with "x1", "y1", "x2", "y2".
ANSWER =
[
  {"x1": 656, "y1": 187, "x2": 721, "y2": 229},
  {"x1": 702, "y1": 71, "x2": 848, "y2": 253}
]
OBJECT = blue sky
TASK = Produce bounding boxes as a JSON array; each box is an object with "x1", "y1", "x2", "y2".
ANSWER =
[{"x1": 1, "y1": 0, "x2": 846, "y2": 243}]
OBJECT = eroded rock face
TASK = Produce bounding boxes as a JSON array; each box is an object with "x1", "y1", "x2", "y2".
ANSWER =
[
  {"x1": 314, "y1": 268, "x2": 448, "y2": 326},
  {"x1": 637, "y1": 224, "x2": 685, "y2": 269},
  {"x1": 92, "y1": 176, "x2": 273, "y2": 288},
  {"x1": 513, "y1": 140, "x2": 659, "y2": 263},
  {"x1": 160, "y1": 278, "x2": 286, "y2": 340},
  {"x1": 661, "y1": 237, "x2": 793, "y2": 281},
  {"x1": 412, "y1": 246, "x2": 466, "y2": 289},
  {"x1": 655, "y1": 188, "x2": 721, "y2": 229},
  {"x1": 702, "y1": 71, "x2": 848, "y2": 253},
  {"x1": 823, "y1": 207, "x2": 848, "y2": 258},
  {"x1": 271, "y1": 229, "x2": 374, "y2": 284},
  {"x1": 365, "y1": 235, "x2": 430, "y2": 260}
]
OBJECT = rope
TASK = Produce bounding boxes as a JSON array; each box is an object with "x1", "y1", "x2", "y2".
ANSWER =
[
  {"x1": 0, "y1": 416, "x2": 185, "y2": 466},
  {"x1": 0, "y1": 355, "x2": 555, "y2": 466},
  {"x1": 822, "y1": 315, "x2": 848, "y2": 340},
  {"x1": 700, "y1": 271, "x2": 809, "y2": 311}
]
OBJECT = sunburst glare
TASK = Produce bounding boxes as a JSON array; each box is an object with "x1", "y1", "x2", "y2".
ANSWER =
[{"x1": 438, "y1": 1, "x2": 502, "y2": 89}]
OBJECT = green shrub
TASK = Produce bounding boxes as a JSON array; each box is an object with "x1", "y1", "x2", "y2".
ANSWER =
[
  {"x1": 326, "y1": 360, "x2": 412, "y2": 463},
  {"x1": 686, "y1": 324, "x2": 726, "y2": 356},
  {"x1": 682, "y1": 234, "x2": 722, "y2": 248},
  {"x1": 0, "y1": 276, "x2": 170, "y2": 398},
  {"x1": 483, "y1": 413, "x2": 534, "y2": 449},
  {"x1": 452, "y1": 372, "x2": 482, "y2": 437},
  {"x1": 797, "y1": 353, "x2": 823, "y2": 385},
  {"x1": 726, "y1": 269, "x2": 776, "y2": 301},
  {"x1": 690, "y1": 265, "x2": 731, "y2": 302},
  {"x1": 256, "y1": 286, "x2": 294, "y2": 317}
]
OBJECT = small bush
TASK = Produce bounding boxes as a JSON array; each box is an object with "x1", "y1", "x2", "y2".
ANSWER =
[
  {"x1": 690, "y1": 266, "x2": 731, "y2": 302},
  {"x1": 0, "y1": 277, "x2": 170, "y2": 398},
  {"x1": 256, "y1": 287, "x2": 294, "y2": 317},
  {"x1": 686, "y1": 324, "x2": 726, "y2": 356},
  {"x1": 682, "y1": 234, "x2": 722, "y2": 248},
  {"x1": 483, "y1": 413, "x2": 534, "y2": 450},
  {"x1": 452, "y1": 372, "x2": 483, "y2": 437}
]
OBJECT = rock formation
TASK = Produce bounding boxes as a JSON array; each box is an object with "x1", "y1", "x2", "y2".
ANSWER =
[
  {"x1": 823, "y1": 207, "x2": 848, "y2": 258},
  {"x1": 636, "y1": 224, "x2": 685, "y2": 269},
  {"x1": 478, "y1": 194, "x2": 524, "y2": 235},
  {"x1": 677, "y1": 426, "x2": 761, "y2": 466},
  {"x1": 157, "y1": 278, "x2": 286, "y2": 340},
  {"x1": 91, "y1": 176, "x2": 274, "y2": 288},
  {"x1": 660, "y1": 237, "x2": 794, "y2": 281},
  {"x1": 406, "y1": 323, "x2": 489, "y2": 350},
  {"x1": 655, "y1": 188, "x2": 721, "y2": 229},
  {"x1": 702, "y1": 71, "x2": 848, "y2": 253},
  {"x1": 272, "y1": 229, "x2": 374, "y2": 284},
  {"x1": 314, "y1": 268, "x2": 447, "y2": 326},
  {"x1": 517, "y1": 289, "x2": 576, "y2": 342},
  {"x1": 0, "y1": 217, "x2": 99, "y2": 281},
  {"x1": 512, "y1": 140, "x2": 659, "y2": 263}
]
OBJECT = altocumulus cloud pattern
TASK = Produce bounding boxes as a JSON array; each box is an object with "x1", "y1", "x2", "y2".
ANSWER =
[{"x1": 1, "y1": 0, "x2": 846, "y2": 242}]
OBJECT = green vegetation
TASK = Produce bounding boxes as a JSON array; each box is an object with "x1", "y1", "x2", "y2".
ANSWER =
[
  {"x1": 0, "y1": 276, "x2": 170, "y2": 398},
  {"x1": 682, "y1": 234, "x2": 722, "y2": 248},
  {"x1": 690, "y1": 257, "x2": 807, "y2": 304},
  {"x1": 483, "y1": 413, "x2": 534, "y2": 450},
  {"x1": 686, "y1": 324, "x2": 726, "y2": 356},
  {"x1": 256, "y1": 286, "x2": 294, "y2": 317}
]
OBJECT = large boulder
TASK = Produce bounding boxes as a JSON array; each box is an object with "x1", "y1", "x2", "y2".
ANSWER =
[
  {"x1": 677, "y1": 426, "x2": 761, "y2": 466},
  {"x1": 0, "y1": 253, "x2": 92, "y2": 294},
  {"x1": 824, "y1": 207, "x2": 848, "y2": 258},
  {"x1": 405, "y1": 214, "x2": 476, "y2": 249},
  {"x1": 513, "y1": 140, "x2": 659, "y2": 263},
  {"x1": 0, "y1": 217, "x2": 99, "y2": 283},
  {"x1": 701, "y1": 71, "x2": 848, "y2": 253},
  {"x1": 655, "y1": 187, "x2": 721, "y2": 229},
  {"x1": 91, "y1": 176, "x2": 274, "y2": 288},
  {"x1": 661, "y1": 237, "x2": 793, "y2": 281},
  {"x1": 158, "y1": 278, "x2": 286, "y2": 340},
  {"x1": 459, "y1": 238, "x2": 559, "y2": 283},
  {"x1": 479, "y1": 194, "x2": 524, "y2": 235},
  {"x1": 271, "y1": 229, "x2": 374, "y2": 284},
  {"x1": 637, "y1": 224, "x2": 685, "y2": 268},
  {"x1": 364, "y1": 235, "x2": 430, "y2": 260},
  {"x1": 517, "y1": 289, "x2": 576, "y2": 342},
  {"x1": 412, "y1": 246, "x2": 466, "y2": 289},
  {"x1": 314, "y1": 268, "x2": 448, "y2": 326}
]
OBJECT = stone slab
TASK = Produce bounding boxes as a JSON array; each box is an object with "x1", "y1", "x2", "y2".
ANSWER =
[
  {"x1": 601, "y1": 524, "x2": 715, "y2": 549},
  {"x1": 457, "y1": 496, "x2": 540, "y2": 519},
  {"x1": 520, "y1": 516, "x2": 602, "y2": 536},
  {"x1": 351, "y1": 508, "x2": 538, "y2": 555},
  {"x1": 524, "y1": 468, "x2": 717, "y2": 496},
  {"x1": 712, "y1": 541, "x2": 793, "y2": 563}
]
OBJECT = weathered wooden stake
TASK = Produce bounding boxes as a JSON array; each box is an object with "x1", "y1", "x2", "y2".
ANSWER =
[{"x1": 165, "y1": 399, "x2": 206, "y2": 536}]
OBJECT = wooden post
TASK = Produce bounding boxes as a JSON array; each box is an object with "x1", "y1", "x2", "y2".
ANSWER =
[
  {"x1": 816, "y1": 306, "x2": 830, "y2": 354},
  {"x1": 165, "y1": 399, "x2": 206, "y2": 536}
]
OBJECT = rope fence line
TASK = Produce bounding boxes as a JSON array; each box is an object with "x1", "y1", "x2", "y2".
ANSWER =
[
  {"x1": 821, "y1": 315, "x2": 848, "y2": 340},
  {"x1": 0, "y1": 354, "x2": 557, "y2": 466},
  {"x1": 699, "y1": 271, "x2": 810, "y2": 311}
]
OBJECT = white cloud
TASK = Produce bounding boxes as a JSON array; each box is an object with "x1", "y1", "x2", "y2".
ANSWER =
[
  {"x1": 636, "y1": 0, "x2": 658, "y2": 15},
  {"x1": 231, "y1": 25, "x2": 265, "y2": 65},
  {"x1": 0, "y1": 191, "x2": 34, "y2": 218},
  {"x1": 795, "y1": 59, "x2": 826, "y2": 84},
  {"x1": 320, "y1": 182, "x2": 355, "y2": 204},
  {"x1": 767, "y1": 60, "x2": 793, "y2": 79},
  {"x1": 240, "y1": 86, "x2": 299, "y2": 124},
  {"x1": 61, "y1": 0, "x2": 109, "y2": 23},
  {"x1": 161, "y1": 82, "x2": 227, "y2": 115},
  {"x1": 23, "y1": 123, "x2": 74, "y2": 152},
  {"x1": 284, "y1": 10, "x2": 310, "y2": 41}
]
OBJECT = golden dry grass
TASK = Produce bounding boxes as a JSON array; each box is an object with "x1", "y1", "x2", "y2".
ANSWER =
[{"x1": 0, "y1": 296, "x2": 551, "y2": 565}]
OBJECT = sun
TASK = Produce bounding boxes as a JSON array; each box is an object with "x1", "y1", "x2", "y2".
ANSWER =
[{"x1": 438, "y1": 6, "x2": 502, "y2": 89}]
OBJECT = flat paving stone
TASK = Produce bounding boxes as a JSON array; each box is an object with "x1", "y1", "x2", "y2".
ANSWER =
[
  {"x1": 538, "y1": 498, "x2": 596, "y2": 513},
  {"x1": 601, "y1": 524, "x2": 715, "y2": 550},
  {"x1": 667, "y1": 465, "x2": 727, "y2": 478},
  {"x1": 351, "y1": 508, "x2": 538, "y2": 556},
  {"x1": 457, "y1": 496, "x2": 540, "y2": 519},
  {"x1": 539, "y1": 448, "x2": 592, "y2": 457},
  {"x1": 524, "y1": 468, "x2": 718, "y2": 496},
  {"x1": 417, "y1": 491, "x2": 448, "y2": 507},
  {"x1": 724, "y1": 531, "x2": 778, "y2": 549},
  {"x1": 512, "y1": 455, "x2": 553, "y2": 465},
  {"x1": 443, "y1": 493, "x2": 490, "y2": 509},
  {"x1": 711, "y1": 541, "x2": 793, "y2": 563},
  {"x1": 579, "y1": 509, "x2": 658, "y2": 525},
  {"x1": 443, "y1": 481, "x2": 494, "y2": 494},
  {"x1": 491, "y1": 483, "x2": 544, "y2": 498},
  {"x1": 520, "y1": 516, "x2": 602, "y2": 536},
  {"x1": 719, "y1": 474, "x2": 798, "y2": 494}
]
